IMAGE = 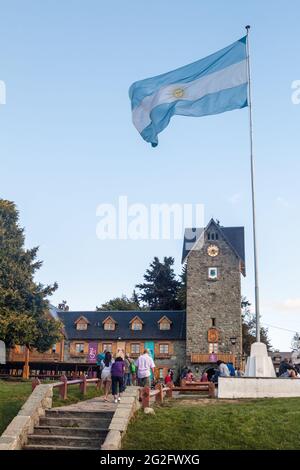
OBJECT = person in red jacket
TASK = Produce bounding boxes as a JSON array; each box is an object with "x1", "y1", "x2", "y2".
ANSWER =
[{"x1": 164, "y1": 369, "x2": 173, "y2": 385}]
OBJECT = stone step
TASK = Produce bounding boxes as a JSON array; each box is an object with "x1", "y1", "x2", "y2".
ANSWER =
[
  {"x1": 24, "y1": 444, "x2": 100, "y2": 451},
  {"x1": 33, "y1": 425, "x2": 108, "y2": 437},
  {"x1": 46, "y1": 409, "x2": 114, "y2": 419},
  {"x1": 26, "y1": 434, "x2": 103, "y2": 448},
  {"x1": 39, "y1": 417, "x2": 111, "y2": 428}
]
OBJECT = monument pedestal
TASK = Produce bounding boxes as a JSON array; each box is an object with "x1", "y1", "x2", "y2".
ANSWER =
[{"x1": 245, "y1": 342, "x2": 276, "y2": 377}]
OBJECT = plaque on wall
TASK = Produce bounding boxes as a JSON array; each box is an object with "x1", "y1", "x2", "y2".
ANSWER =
[{"x1": 208, "y1": 328, "x2": 219, "y2": 343}]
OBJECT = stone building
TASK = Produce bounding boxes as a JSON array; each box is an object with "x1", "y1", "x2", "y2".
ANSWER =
[
  {"x1": 5, "y1": 218, "x2": 246, "y2": 380},
  {"x1": 183, "y1": 218, "x2": 245, "y2": 375}
]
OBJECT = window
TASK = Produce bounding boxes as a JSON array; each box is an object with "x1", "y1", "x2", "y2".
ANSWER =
[
  {"x1": 211, "y1": 318, "x2": 216, "y2": 327},
  {"x1": 104, "y1": 322, "x2": 115, "y2": 331},
  {"x1": 209, "y1": 343, "x2": 218, "y2": 354},
  {"x1": 76, "y1": 322, "x2": 87, "y2": 330},
  {"x1": 208, "y1": 267, "x2": 218, "y2": 280},
  {"x1": 159, "y1": 369, "x2": 164, "y2": 379},
  {"x1": 159, "y1": 344, "x2": 169, "y2": 354},
  {"x1": 160, "y1": 321, "x2": 171, "y2": 330},
  {"x1": 131, "y1": 343, "x2": 140, "y2": 354},
  {"x1": 75, "y1": 343, "x2": 85, "y2": 354},
  {"x1": 52, "y1": 344, "x2": 57, "y2": 353},
  {"x1": 102, "y1": 343, "x2": 112, "y2": 352},
  {"x1": 132, "y1": 322, "x2": 142, "y2": 331}
]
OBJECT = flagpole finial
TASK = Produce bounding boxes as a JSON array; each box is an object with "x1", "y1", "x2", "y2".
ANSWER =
[{"x1": 245, "y1": 25, "x2": 251, "y2": 31}]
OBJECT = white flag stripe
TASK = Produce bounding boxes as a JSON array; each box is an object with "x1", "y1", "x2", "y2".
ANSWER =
[{"x1": 133, "y1": 59, "x2": 247, "y2": 133}]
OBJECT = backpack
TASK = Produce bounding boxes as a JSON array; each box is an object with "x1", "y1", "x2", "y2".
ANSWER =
[{"x1": 130, "y1": 362, "x2": 137, "y2": 373}]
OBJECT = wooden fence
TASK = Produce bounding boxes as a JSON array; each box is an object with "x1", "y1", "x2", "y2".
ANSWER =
[
  {"x1": 32, "y1": 374, "x2": 100, "y2": 400},
  {"x1": 140, "y1": 381, "x2": 216, "y2": 408}
]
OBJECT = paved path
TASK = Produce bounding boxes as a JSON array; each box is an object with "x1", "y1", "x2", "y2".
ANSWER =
[{"x1": 52, "y1": 395, "x2": 117, "y2": 413}]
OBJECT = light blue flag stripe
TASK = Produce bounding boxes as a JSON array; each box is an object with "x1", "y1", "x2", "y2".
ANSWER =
[
  {"x1": 129, "y1": 36, "x2": 248, "y2": 147},
  {"x1": 140, "y1": 83, "x2": 248, "y2": 146}
]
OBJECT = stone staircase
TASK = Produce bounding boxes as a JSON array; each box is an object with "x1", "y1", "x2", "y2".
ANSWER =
[{"x1": 24, "y1": 409, "x2": 114, "y2": 450}]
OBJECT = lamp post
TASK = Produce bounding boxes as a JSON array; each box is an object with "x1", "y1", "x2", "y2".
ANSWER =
[{"x1": 230, "y1": 337, "x2": 237, "y2": 367}]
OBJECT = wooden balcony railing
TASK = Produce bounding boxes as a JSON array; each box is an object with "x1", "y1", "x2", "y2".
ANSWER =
[
  {"x1": 8, "y1": 351, "x2": 60, "y2": 362},
  {"x1": 190, "y1": 353, "x2": 236, "y2": 364}
]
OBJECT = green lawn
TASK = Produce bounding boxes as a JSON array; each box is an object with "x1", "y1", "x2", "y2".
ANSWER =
[
  {"x1": 123, "y1": 398, "x2": 300, "y2": 450},
  {"x1": 0, "y1": 379, "x2": 103, "y2": 435}
]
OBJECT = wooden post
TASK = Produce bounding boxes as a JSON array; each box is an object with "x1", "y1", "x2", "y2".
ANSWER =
[
  {"x1": 60, "y1": 374, "x2": 68, "y2": 400},
  {"x1": 166, "y1": 383, "x2": 173, "y2": 398},
  {"x1": 208, "y1": 382, "x2": 215, "y2": 398},
  {"x1": 155, "y1": 383, "x2": 163, "y2": 404},
  {"x1": 59, "y1": 338, "x2": 65, "y2": 362},
  {"x1": 22, "y1": 346, "x2": 30, "y2": 380},
  {"x1": 141, "y1": 386, "x2": 150, "y2": 409},
  {"x1": 32, "y1": 377, "x2": 41, "y2": 391},
  {"x1": 80, "y1": 374, "x2": 87, "y2": 395}
]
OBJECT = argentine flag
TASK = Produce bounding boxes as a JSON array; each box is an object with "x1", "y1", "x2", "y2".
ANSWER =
[{"x1": 129, "y1": 36, "x2": 248, "y2": 147}]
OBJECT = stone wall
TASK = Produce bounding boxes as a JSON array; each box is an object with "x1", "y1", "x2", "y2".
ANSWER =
[
  {"x1": 218, "y1": 377, "x2": 300, "y2": 398},
  {"x1": 0, "y1": 384, "x2": 53, "y2": 450},
  {"x1": 186, "y1": 234, "x2": 242, "y2": 359}
]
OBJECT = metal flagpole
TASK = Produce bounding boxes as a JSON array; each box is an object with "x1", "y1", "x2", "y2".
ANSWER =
[{"x1": 245, "y1": 25, "x2": 261, "y2": 342}]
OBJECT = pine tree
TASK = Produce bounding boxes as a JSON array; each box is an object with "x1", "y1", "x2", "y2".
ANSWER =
[
  {"x1": 177, "y1": 264, "x2": 187, "y2": 309},
  {"x1": 136, "y1": 256, "x2": 181, "y2": 310},
  {"x1": 0, "y1": 200, "x2": 62, "y2": 351}
]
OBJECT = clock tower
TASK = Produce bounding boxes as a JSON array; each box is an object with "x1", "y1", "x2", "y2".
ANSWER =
[{"x1": 182, "y1": 219, "x2": 245, "y2": 370}]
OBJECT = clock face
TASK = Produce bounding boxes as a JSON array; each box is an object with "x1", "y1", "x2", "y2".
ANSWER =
[{"x1": 207, "y1": 244, "x2": 219, "y2": 257}]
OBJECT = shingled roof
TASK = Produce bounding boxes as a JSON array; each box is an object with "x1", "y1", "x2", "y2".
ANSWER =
[
  {"x1": 182, "y1": 219, "x2": 245, "y2": 275},
  {"x1": 57, "y1": 310, "x2": 186, "y2": 341}
]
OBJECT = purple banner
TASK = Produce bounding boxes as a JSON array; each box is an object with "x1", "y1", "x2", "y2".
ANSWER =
[
  {"x1": 209, "y1": 353, "x2": 217, "y2": 363},
  {"x1": 88, "y1": 342, "x2": 98, "y2": 363}
]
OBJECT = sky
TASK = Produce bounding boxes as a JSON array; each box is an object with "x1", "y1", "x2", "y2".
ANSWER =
[{"x1": 0, "y1": 1, "x2": 299, "y2": 350}]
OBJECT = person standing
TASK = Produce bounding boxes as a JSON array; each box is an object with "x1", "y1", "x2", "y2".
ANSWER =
[
  {"x1": 124, "y1": 355, "x2": 131, "y2": 387},
  {"x1": 217, "y1": 360, "x2": 230, "y2": 377},
  {"x1": 111, "y1": 355, "x2": 125, "y2": 403},
  {"x1": 201, "y1": 371, "x2": 208, "y2": 382},
  {"x1": 129, "y1": 358, "x2": 137, "y2": 385},
  {"x1": 135, "y1": 349, "x2": 155, "y2": 387},
  {"x1": 100, "y1": 351, "x2": 113, "y2": 402},
  {"x1": 164, "y1": 369, "x2": 173, "y2": 385}
]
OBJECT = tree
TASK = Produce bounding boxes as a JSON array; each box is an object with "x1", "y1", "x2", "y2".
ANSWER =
[
  {"x1": 177, "y1": 264, "x2": 187, "y2": 310},
  {"x1": 291, "y1": 332, "x2": 300, "y2": 351},
  {"x1": 0, "y1": 200, "x2": 62, "y2": 351},
  {"x1": 241, "y1": 297, "x2": 272, "y2": 355},
  {"x1": 96, "y1": 293, "x2": 141, "y2": 311},
  {"x1": 136, "y1": 256, "x2": 181, "y2": 310}
]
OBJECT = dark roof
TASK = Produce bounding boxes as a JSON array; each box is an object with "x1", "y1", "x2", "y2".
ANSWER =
[
  {"x1": 57, "y1": 310, "x2": 186, "y2": 341},
  {"x1": 182, "y1": 219, "x2": 245, "y2": 275}
]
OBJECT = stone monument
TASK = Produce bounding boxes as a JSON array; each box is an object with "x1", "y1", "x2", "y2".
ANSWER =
[{"x1": 245, "y1": 342, "x2": 276, "y2": 377}]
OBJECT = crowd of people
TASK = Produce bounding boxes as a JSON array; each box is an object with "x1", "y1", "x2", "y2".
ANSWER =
[
  {"x1": 96, "y1": 348, "x2": 155, "y2": 403},
  {"x1": 96, "y1": 351, "x2": 300, "y2": 402}
]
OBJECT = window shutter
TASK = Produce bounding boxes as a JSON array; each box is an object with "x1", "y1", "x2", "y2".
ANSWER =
[
  {"x1": 84, "y1": 342, "x2": 89, "y2": 354},
  {"x1": 154, "y1": 342, "x2": 159, "y2": 356},
  {"x1": 169, "y1": 342, "x2": 174, "y2": 355}
]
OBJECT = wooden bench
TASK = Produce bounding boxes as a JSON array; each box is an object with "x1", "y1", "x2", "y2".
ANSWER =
[{"x1": 173, "y1": 380, "x2": 215, "y2": 398}]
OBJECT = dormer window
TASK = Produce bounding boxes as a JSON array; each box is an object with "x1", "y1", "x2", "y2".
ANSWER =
[
  {"x1": 130, "y1": 316, "x2": 143, "y2": 331},
  {"x1": 102, "y1": 316, "x2": 116, "y2": 331},
  {"x1": 74, "y1": 316, "x2": 90, "y2": 331},
  {"x1": 158, "y1": 316, "x2": 172, "y2": 331}
]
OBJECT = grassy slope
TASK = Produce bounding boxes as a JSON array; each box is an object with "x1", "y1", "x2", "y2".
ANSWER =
[
  {"x1": 123, "y1": 398, "x2": 300, "y2": 450},
  {"x1": 0, "y1": 380, "x2": 102, "y2": 435}
]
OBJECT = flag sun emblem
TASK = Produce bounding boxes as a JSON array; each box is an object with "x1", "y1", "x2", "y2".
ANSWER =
[{"x1": 173, "y1": 87, "x2": 185, "y2": 98}]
